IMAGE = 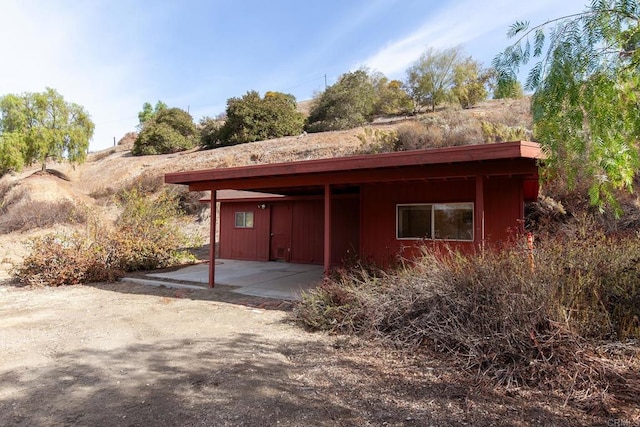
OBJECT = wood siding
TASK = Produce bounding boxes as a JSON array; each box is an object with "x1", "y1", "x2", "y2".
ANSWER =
[
  {"x1": 484, "y1": 177, "x2": 524, "y2": 245},
  {"x1": 219, "y1": 202, "x2": 270, "y2": 261},
  {"x1": 360, "y1": 180, "x2": 476, "y2": 265}
]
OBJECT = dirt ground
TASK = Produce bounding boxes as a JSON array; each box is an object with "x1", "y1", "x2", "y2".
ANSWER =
[{"x1": 1, "y1": 281, "x2": 635, "y2": 427}]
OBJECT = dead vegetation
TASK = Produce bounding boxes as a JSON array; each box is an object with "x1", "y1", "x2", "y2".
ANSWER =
[{"x1": 294, "y1": 220, "x2": 640, "y2": 421}]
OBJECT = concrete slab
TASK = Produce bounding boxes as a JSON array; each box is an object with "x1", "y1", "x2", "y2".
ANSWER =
[{"x1": 132, "y1": 259, "x2": 324, "y2": 300}]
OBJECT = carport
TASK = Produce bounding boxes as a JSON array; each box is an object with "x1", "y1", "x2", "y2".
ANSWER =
[{"x1": 165, "y1": 141, "x2": 542, "y2": 287}]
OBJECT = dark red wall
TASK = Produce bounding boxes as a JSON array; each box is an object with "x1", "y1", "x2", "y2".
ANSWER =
[
  {"x1": 220, "y1": 178, "x2": 525, "y2": 267},
  {"x1": 484, "y1": 177, "x2": 524, "y2": 245},
  {"x1": 219, "y1": 201, "x2": 270, "y2": 261},
  {"x1": 360, "y1": 180, "x2": 476, "y2": 265},
  {"x1": 331, "y1": 196, "x2": 360, "y2": 265},
  {"x1": 290, "y1": 200, "x2": 324, "y2": 264},
  {"x1": 220, "y1": 197, "x2": 360, "y2": 265}
]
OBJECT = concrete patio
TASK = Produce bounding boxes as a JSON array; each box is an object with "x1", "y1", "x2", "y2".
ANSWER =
[{"x1": 121, "y1": 259, "x2": 324, "y2": 300}]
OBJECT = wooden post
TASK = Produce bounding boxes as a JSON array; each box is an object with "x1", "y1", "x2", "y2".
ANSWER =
[
  {"x1": 323, "y1": 184, "x2": 331, "y2": 274},
  {"x1": 209, "y1": 189, "x2": 217, "y2": 288},
  {"x1": 475, "y1": 175, "x2": 485, "y2": 251}
]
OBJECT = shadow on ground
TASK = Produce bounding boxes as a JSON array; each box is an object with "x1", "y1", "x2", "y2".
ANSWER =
[
  {"x1": 87, "y1": 280, "x2": 297, "y2": 311},
  {"x1": 0, "y1": 332, "x2": 601, "y2": 426}
]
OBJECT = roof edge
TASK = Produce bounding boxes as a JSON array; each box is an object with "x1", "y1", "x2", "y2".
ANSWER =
[{"x1": 166, "y1": 141, "x2": 542, "y2": 185}]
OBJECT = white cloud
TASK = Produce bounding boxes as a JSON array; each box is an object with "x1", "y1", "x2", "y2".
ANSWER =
[{"x1": 359, "y1": 0, "x2": 585, "y2": 77}]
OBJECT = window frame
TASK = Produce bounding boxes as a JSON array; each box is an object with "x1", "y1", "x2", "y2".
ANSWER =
[
  {"x1": 234, "y1": 211, "x2": 255, "y2": 229},
  {"x1": 396, "y1": 202, "x2": 474, "y2": 242}
]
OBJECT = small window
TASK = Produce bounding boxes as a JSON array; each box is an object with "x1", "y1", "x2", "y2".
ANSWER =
[
  {"x1": 397, "y1": 203, "x2": 473, "y2": 241},
  {"x1": 234, "y1": 211, "x2": 254, "y2": 228}
]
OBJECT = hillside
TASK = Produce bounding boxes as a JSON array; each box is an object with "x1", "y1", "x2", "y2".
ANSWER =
[{"x1": 0, "y1": 98, "x2": 532, "y2": 279}]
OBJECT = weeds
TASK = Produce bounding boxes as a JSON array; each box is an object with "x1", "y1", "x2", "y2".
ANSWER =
[
  {"x1": 15, "y1": 187, "x2": 198, "y2": 285},
  {"x1": 0, "y1": 200, "x2": 87, "y2": 233},
  {"x1": 294, "y1": 223, "x2": 640, "y2": 400}
]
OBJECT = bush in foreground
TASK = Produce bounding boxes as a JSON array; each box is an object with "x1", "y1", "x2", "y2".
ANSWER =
[
  {"x1": 15, "y1": 188, "x2": 198, "y2": 286},
  {"x1": 294, "y1": 227, "x2": 640, "y2": 395}
]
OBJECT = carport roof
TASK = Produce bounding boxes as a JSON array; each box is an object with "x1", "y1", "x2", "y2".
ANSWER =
[{"x1": 165, "y1": 141, "x2": 542, "y2": 195}]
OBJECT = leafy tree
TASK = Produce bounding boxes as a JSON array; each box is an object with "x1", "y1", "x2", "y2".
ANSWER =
[
  {"x1": 137, "y1": 100, "x2": 167, "y2": 128},
  {"x1": 374, "y1": 77, "x2": 413, "y2": 115},
  {"x1": 492, "y1": 77, "x2": 524, "y2": 99},
  {"x1": 306, "y1": 69, "x2": 379, "y2": 132},
  {"x1": 451, "y1": 57, "x2": 489, "y2": 108},
  {"x1": 0, "y1": 88, "x2": 94, "y2": 173},
  {"x1": 493, "y1": 0, "x2": 640, "y2": 213},
  {"x1": 198, "y1": 116, "x2": 224, "y2": 148},
  {"x1": 215, "y1": 90, "x2": 304, "y2": 146},
  {"x1": 404, "y1": 47, "x2": 463, "y2": 113},
  {"x1": 132, "y1": 107, "x2": 197, "y2": 155}
]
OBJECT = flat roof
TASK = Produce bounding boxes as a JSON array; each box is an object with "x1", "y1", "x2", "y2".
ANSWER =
[
  {"x1": 166, "y1": 141, "x2": 542, "y2": 197},
  {"x1": 166, "y1": 141, "x2": 542, "y2": 187}
]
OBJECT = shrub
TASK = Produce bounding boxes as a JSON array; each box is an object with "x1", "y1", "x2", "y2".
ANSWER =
[
  {"x1": 15, "y1": 232, "x2": 121, "y2": 287},
  {"x1": 0, "y1": 199, "x2": 87, "y2": 233},
  {"x1": 199, "y1": 116, "x2": 224, "y2": 148},
  {"x1": 294, "y1": 226, "x2": 640, "y2": 392},
  {"x1": 395, "y1": 121, "x2": 443, "y2": 150},
  {"x1": 132, "y1": 108, "x2": 197, "y2": 155},
  {"x1": 480, "y1": 120, "x2": 527, "y2": 142},
  {"x1": 112, "y1": 188, "x2": 197, "y2": 271},
  {"x1": 306, "y1": 70, "x2": 378, "y2": 132},
  {"x1": 15, "y1": 188, "x2": 198, "y2": 286},
  {"x1": 356, "y1": 128, "x2": 399, "y2": 154},
  {"x1": 213, "y1": 91, "x2": 304, "y2": 147}
]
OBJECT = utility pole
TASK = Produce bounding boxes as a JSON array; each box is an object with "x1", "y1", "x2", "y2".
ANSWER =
[{"x1": 324, "y1": 74, "x2": 327, "y2": 90}]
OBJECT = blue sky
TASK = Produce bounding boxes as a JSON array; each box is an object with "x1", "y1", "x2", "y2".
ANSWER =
[{"x1": 1, "y1": 0, "x2": 588, "y2": 151}]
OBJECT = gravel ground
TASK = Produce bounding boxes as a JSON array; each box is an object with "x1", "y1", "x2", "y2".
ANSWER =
[{"x1": 1, "y1": 281, "x2": 635, "y2": 426}]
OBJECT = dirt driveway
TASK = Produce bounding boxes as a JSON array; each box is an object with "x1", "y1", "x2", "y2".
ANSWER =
[{"x1": 0, "y1": 282, "x2": 627, "y2": 426}]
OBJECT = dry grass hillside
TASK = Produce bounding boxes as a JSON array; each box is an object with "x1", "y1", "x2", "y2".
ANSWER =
[{"x1": 0, "y1": 98, "x2": 531, "y2": 278}]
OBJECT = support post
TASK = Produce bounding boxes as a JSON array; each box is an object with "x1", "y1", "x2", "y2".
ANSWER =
[
  {"x1": 209, "y1": 189, "x2": 217, "y2": 288},
  {"x1": 475, "y1": 175, "x2": 485, "y2": 251},
  {"x1": 323, "y1": 184, "x2": 332, "y2": 274}
]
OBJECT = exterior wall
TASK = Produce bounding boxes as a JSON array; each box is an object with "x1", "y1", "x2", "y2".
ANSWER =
[
  {"x1": 290, "y1": 200, "x2": 324, "y2": 264},
  {"x1": 360, "y1": 180, "x2": 476, "y2": 265},
  {"x1": 331, "y1": 196, "x2": 360, "y2": 265},
  {"x1": 219, "y1": 202, "x2": 270, "y2": 261},
  {"x1": 220, "y1": 178, "x2": 526, "y2": 267},
  {"x1": 484, "y1": 177, "x2": 524, "y2": 246},
  {"x1": 219, "y1": 196, "x2": 360, "y2": 265}
]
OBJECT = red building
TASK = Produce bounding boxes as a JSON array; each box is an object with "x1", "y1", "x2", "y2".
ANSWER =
[{"x1": 165, "y1": 141, "x2": 542, "y2": 287}]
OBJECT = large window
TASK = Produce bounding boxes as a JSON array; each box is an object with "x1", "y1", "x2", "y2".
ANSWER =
[
  {"x1": 397, "y1": 203, "x2": 473, "y2": 241},
  {"x1": 234, "y1": 211, "x2": 254, "y2": 228}
]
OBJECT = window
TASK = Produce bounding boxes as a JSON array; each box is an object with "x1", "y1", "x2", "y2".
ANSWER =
[
  {"x1": 234, "y1": 211, "x2": 254, "y2": 228},
  {"x1": 397, "y1": 203, "x2": 473, "y2": 241}
]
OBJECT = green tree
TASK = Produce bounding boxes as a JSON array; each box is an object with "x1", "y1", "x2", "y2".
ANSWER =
[
  {"x1": 451, "y1": 57, "x2": 489, "y2": 108},
  {"x1": 132, "y1": 107, "x2": 197, "y2": 155},
  {"x1": 492, "y1": 77, "x2": 524, "y2": 99},
  {"x1": 198, "y1": 116, "x2": 224, "y2": 148},
  {"x1": 215, "y1": 90, "x2": 304, "y2": 146},
  {"x1": 404, "y1": 47, "x2": 463, "y2": 113},
  {"x1": 306, "y1": 69, "x2": 378, "y2": 132},
  {"x1": 493, "y1": 0, "x2": 640, "y2": 213},
  {"x1": 0, "y1": 88, "x2": 94, "y2": 173},
  {"x1": 137, "y1": 100, "x2": 168, "y2": 128},
  {"x1": 374, "y1": 77, "x2": 413, "y2": 115}
]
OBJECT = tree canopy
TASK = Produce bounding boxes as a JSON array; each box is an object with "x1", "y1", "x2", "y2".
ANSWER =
[
  {"x1": 493, "y1": 0, "x2": 640, "y2": 213},
  {"x1": 137, "y1": 100, "x2": 168, "y2": 128},
  {"x1": 306, "y1": 69, "x2": 379, "y2": 132},
  {"x1": 404, "y1": 47, "x2": 463, "y2": 113},
  {"x1": 211, "y1": 90, "x2": 304, "y2": 147},
  {"x1": 132, "y1": 107, "x2": 197, "y2": 156},
  {"x1": 0, "y1": 88, "x2": 94, "y2": 174},
  {"x1": 451, "y1": 57, "x2": 489, "y2": 108}
]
